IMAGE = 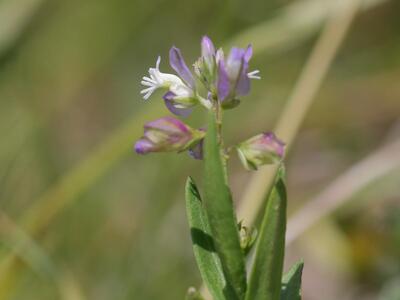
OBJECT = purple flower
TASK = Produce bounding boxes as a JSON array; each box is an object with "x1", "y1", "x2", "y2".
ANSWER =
[
  {"x1": 134, "y1": 117, "x2": 205, "y2": 155},
  {"x1": 169, "y1": 47, "x2": 195, "y2": 89},
  {"x1": 140, "y1": 37, "x2": 262, "y2": 121},
  {"x1": 140, "y1": 56, "x2": 198, "y2": 116},
  {"x1": 237, "y1": 132, "x2": 285, "y2": 170},
  {"x1": 216, "y1": 45, "x2": 260, "y2": 102},
  {"x1": 140, "y1": 56, "x2": 194, "y2": 101}
]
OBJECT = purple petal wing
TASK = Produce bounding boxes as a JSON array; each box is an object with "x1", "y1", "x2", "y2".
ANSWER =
[
  {"x1": 235, "y1": 59, "x2": 250, "y2": 96},
  {"x1": 188, "y1": 139, "x2": 204, "y2": 160},
  {"x1": 227, "y1": 47, "x2": 244, "y2": 63},
  {"x1": 244, "y1": 45, "x2": 253, "y2": 62},
  {"x1": 226, "y1": 47, "x2": 250, "y2": 96},
  {"x1": 226, "y1": 47, "x2": 245, "y2": 78},
  {"x1": 163, "y1": 92, "x2": 193, "y2": 117},
  {"x1": 169, "y1": 47, "x2": 195, "y2": 89},
  {"x1": 201, "y1": 36, "x2": 215, "y2": 58},
  {"x1": 235, "y1": 45, "x2": 253, "y2": 95},
  {"x1": 217, "y1": 60, "x2": 230, "y2": 101}
]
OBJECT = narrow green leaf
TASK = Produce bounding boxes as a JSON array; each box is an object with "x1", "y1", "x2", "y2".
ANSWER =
[
  {"x1": 185, "y1": 177, "x2": 232, "y2": 300},
  {"x1": 203, "y1": 111, "x2": 246, "y2": 300},
  {"x1": 281, "y1": 261, "x2": 304, "y2": 300},
  {"x1": 246, "y1": 167, "x2": 287, "y2": 300}
]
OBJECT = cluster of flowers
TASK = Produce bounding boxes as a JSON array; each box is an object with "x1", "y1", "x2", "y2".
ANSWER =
[{"x1": 134, "y1": 36, "x2": 284, "y2": 170}]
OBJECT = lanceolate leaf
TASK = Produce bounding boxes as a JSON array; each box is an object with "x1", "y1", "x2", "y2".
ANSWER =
[
  {"x1": 281, "y1": 261, "x2": 304, "y2": 300},
  {"x1": 203, "y1": 111, "x2": 247, "y2": 300},
  {"x1": 185, "y1": 177, "x2": 233, "y2": 300},
  {"x1": 245, "y1": 167, "x2": 287, "y2": 300}
]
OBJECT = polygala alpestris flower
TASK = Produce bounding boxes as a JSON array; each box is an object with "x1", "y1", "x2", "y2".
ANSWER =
[
  {"x1": 134, "y1": 116, "x2": 205, "y2": 155},
  {"x1": 216, "y1": 44, "x2": 260, "y2": 104},
  {"x1": 237, "y1": 132, "x2": 285, "y2": 170},
  {"x1": 140, "y1": 56, "x2": 197, "y2": 116}
]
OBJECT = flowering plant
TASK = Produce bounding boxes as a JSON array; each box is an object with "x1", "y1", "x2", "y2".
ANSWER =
[{"x1": 135, "y1": 36, "x2": 303, "y2": 300}]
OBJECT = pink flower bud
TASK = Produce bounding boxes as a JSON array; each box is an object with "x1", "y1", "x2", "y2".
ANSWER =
[
  {"x1": 134, "y1": 117, "x2": 205, "y2": 155},
  {"x1": 237, "y1": 132, "x2": 285, "y2": 170}
]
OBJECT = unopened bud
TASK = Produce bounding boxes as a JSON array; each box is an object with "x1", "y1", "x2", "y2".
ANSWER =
[
  {"x1": 237, "y1": 132, "x2": 285, "y2": 170},
  {"x1": 135, "y1": 117, "x2": 205, "y2": 154}
]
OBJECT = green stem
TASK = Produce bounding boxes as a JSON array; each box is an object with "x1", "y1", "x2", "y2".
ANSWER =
[
  {"x1": 203, "y1": 110, "x2": 247, "y2": 299},
  {"x1": 214, "y1": 98, "x2": 223, "y2": 144},
  {"x1": 214, "y1": 100, "x2": 229, "y2": 183}
]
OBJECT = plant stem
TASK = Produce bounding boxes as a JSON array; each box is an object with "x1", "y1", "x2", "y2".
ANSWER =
[{"x1": 213, "y1": 99, "x2": 230, "y2": 184}]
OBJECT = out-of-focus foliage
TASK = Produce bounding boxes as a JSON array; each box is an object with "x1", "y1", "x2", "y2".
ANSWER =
[{"x1": 0, "y1": 0, "x2": 399, "y2": 299}]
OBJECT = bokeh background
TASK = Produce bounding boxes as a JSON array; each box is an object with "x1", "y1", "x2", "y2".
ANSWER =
[{"x1": 0, "y1": 0, "x2": 399, "y2": 299}]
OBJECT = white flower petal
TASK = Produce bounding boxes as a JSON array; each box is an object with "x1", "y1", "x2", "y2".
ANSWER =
[
  {"x1": 142, "y1": 76, "x2": 156, "y2": 84},
  {"x1": 248, "y1": 70, "x2": 261, "y2": 79},
  {"x1": 141, "y1": 80, "x2": 155, "y2": 87},
  {"x1": 140, "y1": 87, "x2": 155, "y2": 94}
]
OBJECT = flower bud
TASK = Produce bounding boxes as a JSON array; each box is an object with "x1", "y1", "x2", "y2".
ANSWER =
[
  {"x1": 238, "y1": 221, "x2": 258, "y2": 255},
  {"x1": 194, "y1": 36, "x2": 217, "y2": 91},
  {"x1": 134, "y1": 117, "x2": 205, "y2": 154},
  {"x1": 237, "y1": 132, "x2": 285, "y2": 170},
  {"x1": 185, "y1": 287, "x2": 204, "y2": 300},
  {"x1": 201, "y1": 36, "x2": 216, "y2": 73}
]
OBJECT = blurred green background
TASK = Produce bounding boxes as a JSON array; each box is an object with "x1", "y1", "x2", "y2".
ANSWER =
[{"x1": 0, "y1": 0, "x2": 399, "y2": 299}]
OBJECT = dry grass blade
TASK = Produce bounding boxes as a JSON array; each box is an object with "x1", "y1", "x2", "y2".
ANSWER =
[
  {"x1": 0, "y1": 212, "x2": 88, "y2": 300},
  {"x1": 0, "y1": 0, "x2": 45, "y2": 55},
  {"x1": 237, "y1": 0, "x2": 362, "y2": 225},
  {"x1": 286, "y1": 138, "x2": 400, "y2": 245},
  {"x1": 229, "y1": 0, "x2": 388, "y2": 57},
  {"x1": 0, "y1": 104, "x2": 164, "y2": 296},
  {"x1": 0, "y1": 211, "x2": 55, "y2": 279}
]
